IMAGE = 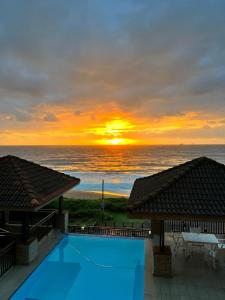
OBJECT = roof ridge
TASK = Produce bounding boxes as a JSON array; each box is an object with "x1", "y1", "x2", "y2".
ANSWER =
[
  {"x1": 2, "y1": 155, "x2": 77, "y2": 180},
  {"x1": 129, "y1": 156, "x2": 212, "y2": 210},
  {"x1": 137, "y1": 156, "x2": 206, "y2": 182}
]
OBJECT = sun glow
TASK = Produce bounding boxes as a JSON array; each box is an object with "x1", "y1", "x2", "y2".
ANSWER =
[{"x1": 94, "y1": 118, "x2": 136, "y2": 145}]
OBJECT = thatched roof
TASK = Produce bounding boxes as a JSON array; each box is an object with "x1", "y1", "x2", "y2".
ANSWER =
[
  {"x1": 0, "y1": 155, "x2": 80, "y2": 211},
  {"x1": 128, "y1": 157, "x2": 225, "y2": 221}
]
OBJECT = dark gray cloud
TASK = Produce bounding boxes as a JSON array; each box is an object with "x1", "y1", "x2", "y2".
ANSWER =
[
  {"x1": 0, "y1": 0, "x2": 225, "y2": 132},
  {"x1": 187, "y1": 68, "x2": 225, "y2": 95}
]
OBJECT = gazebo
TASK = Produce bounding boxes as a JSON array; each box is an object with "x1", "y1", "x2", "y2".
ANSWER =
[
  {"x1": 128, "y1": 157, "x2": 225, "y2": 276},
  {"x1": 0, "y1": 155, "x2": 80, "y2": 265}
]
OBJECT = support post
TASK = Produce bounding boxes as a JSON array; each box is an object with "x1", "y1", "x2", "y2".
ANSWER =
[
  {"x1": 22, "y1": 212, "x2": 30, "y2": 242},
  {"x1": 59, "y1": 195, "x2": 64, "y2": 214},
  {"x1": 159, "y1": 220, "x2": 165, "y2": 251},
  {"x1": 153, "y1": 219, "x2": 172, "y2": 277},
  {"x1": 101, "y1": 179, "x2": 105, "y2": 223}
]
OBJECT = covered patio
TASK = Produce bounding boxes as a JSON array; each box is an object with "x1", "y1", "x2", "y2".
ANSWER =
[
  {"x1": 128, "y1": 157, "x2": 225, "y2": 279},
  {"x1": 0, "y1": 155, "x2": 80, "y2": 271}
]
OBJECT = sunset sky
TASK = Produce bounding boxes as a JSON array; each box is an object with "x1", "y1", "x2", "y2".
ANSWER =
[{"x1": 0, "y1": 0, "x2": 225, "y2": 145}]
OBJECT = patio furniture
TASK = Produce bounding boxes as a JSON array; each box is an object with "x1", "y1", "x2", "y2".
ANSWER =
[
  {"x1": 189, "y1": 227, "x2": 201, "y2": 233},
  {"x1": 182, "y1": 232, "x2": 219, "y2": 257},
  {"x1": 207, "y1": 247, "x2": 225, "y2": 269},
  {"x1": 218, "y1": 239, "x2": 225, "y2": 248},
  {"x1": 173, "y1": 232, "x2": 184, "y2": 255}
]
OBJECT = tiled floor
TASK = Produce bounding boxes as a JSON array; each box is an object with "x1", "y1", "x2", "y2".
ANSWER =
[{"x1": 144, "y1": 236, "x2": 225, "y2": 300}]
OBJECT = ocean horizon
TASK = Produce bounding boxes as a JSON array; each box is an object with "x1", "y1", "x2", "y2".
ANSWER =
[{"x1": 1, "y1": 145, "x2": 225, "y2": 196}]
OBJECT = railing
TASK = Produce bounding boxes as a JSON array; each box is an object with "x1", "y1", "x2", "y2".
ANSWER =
[
  {"x1": 30, "y1": 210, "x2": 56, "y2": 241},
  {"x1": 6, "y1": 209, "x2": 57, "y2": 241},
  {"x1": 68, "y1": 225, "x2": 151, "y2": 238},
  {"x1": 164, "y1": 220, "x2": 225, "y2": 234},
  {"x1": 9, "y1": 209, "x2": 56, "y2": 226},
  {"x1": 99, "y1": 221, "x2": 151, "y2": 229},
  {"x1": 0, "y1": 241, "x2": 15, "y2": 277},
  {"x1": 69, "y1": 219, "x2": 225, "y2": 238}
]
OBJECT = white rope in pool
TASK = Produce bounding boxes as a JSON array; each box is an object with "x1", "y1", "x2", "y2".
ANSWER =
[{"x1": 68, "y1": 244, "x2": 113, "y2": 268}]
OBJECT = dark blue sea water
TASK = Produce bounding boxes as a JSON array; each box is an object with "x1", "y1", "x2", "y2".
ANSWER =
[{"x1": 0, "y1": 145, "x2": 225, "y2": 196}]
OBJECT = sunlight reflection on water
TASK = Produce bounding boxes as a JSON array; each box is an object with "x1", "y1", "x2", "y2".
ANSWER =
[{"x1": 1, "y1": 145, "x2": 225, "y2": 195}]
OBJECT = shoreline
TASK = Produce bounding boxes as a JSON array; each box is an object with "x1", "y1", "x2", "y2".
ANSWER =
[{"x1": 64, "y1": 189, "x2": 128, "y2": 199}]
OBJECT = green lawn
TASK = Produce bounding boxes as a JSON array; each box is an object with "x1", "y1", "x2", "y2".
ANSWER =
[{"x1": 48, "y1": 197, "x2": 146, "y2": 226}]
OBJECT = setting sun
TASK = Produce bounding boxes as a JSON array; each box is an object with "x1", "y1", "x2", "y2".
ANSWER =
[{"x1": 98, "y1": 137, "x2": 135, "y2": 145}]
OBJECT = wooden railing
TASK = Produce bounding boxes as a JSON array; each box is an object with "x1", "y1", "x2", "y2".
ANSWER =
[
  {"x1": 68, "y1": 225, "x2": 151, "y2": 238},
  {"x1": 0, "y1": 240, "x2": 15, "y2": 277}
]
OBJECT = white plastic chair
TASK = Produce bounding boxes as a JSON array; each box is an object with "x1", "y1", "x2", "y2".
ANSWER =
[
  {"x1": 209, "y1": 247, "x2": 225, "y2": 269},
  {"x1": 218, "y1": 239, "x2": 225, "y2": 249},
  {"x1": 173, "y1": 232, "x2": 184, "y2": 255}
]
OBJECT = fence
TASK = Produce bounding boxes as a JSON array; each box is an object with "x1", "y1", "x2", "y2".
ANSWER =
[
  {"x1": 69, "y1": 219, "x2": 225, "y2": 238},
  {"x1": 164, "y1": 220, "x2": 225, "y2": 234},
  {"x1": 0, "y1": 241, "x2": 15, "y2": 277},
  {"x1": 68, "y1": 225, "x2": 151, "y2": 238},
  {"x1": 99, "y1": 221, "x2": 151, "y2": 229}
]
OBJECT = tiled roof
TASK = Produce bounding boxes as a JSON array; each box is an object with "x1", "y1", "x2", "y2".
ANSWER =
[
  {"x1": 128, "y1": 157, "x2": 225, "y2": 219},
  {"x1": 0, "y1": 155, "x2": 80, "y2": 210}
]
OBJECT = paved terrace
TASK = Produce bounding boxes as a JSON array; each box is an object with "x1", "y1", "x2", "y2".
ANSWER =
[{"x1": 144, "y1": 235, "x2": 225, "y2": 300}]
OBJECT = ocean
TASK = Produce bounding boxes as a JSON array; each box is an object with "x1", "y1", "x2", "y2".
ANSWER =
[{"x1": 1, "y1": 145, "x2": 225, "y2": 196}]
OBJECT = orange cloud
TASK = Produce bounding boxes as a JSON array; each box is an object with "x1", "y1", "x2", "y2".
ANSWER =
[{"x1": 1, "y1": 103, "x2": 225, "y2": 145}]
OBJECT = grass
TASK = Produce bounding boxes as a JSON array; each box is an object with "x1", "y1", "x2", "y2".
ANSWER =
[{"x1": 48, "y1": 197, "x2": 145, "y2": 226}]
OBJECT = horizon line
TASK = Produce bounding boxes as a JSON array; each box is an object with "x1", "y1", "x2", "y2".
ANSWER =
[{"x1": 0, "y1": 143, "x2": 225, "y2": 147}]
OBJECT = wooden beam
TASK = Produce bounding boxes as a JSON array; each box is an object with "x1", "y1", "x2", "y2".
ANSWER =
[{"x1": 128, "y1": 212, "x2": 225, "y2": 222}]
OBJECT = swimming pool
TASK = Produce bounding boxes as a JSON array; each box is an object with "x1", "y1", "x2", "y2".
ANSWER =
[{"x1": 10, "y1": 235, "x2": 144, "y2": 300}]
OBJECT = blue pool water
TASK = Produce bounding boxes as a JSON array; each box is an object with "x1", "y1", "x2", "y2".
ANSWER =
[{"x1": 10, "y1": 235, "x2": 144, "y2": 300}]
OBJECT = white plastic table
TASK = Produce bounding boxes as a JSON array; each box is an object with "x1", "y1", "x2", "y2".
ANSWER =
[{"x1": 182, "y1": 232, "x2": 219, "y2": 257}]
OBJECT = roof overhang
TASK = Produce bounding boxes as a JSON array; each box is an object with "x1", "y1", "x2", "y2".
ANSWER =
[
  {"x1": 0, "y1": 179, "x2": 80, "y2": 212},
  {"x1": 128, "y1": 211, "x2": 225, "y2": 222}
]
